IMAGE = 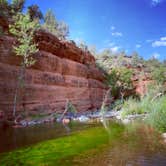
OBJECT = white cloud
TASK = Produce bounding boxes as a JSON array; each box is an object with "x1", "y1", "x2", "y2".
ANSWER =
[
  {"x1": 152, "y1": 52, "x2": 160, "y2": 59},
  {"x1": 112, "y1": 32, "x2": 123, "y2": 37},
  {"x1": 151, "y1": 0, "x2": 162, "y2": 6},
  {"x1": 152, "y1": 36, "x2": 166, "y2": 47},
  {"x1": 160, "y1": 36, "x2": 166, "y2": 41},
  {"x1": 152, "y1": 41, "x2": 166, "y2": 47},
  {"x1": 103, "y1": 38, "x2": 121, "y2": 53},
  {"x1": 136, "y1": 44, "x2": 141, "y2": 48},
  {"x1": 110, "y1": 46, "x2": 120, "y2": 53},
  {"x1": 110, "y1": 26, "x2": 123, "y2": 37}
]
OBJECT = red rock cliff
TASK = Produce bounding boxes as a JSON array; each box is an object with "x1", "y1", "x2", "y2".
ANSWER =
[{"x1": 0, "y1": 30, "x2": 109, "y2": 118}]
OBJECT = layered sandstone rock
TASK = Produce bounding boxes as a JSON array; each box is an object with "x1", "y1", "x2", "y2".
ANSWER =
[{"x1": 0, "y1": 30, "x2": 109, "y2": 119}]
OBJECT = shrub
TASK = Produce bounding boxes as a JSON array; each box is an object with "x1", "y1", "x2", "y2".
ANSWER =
[
  {"x1": 120, "y1": 91, "x2": 166, "y2": 132},
  {"x1": 146, "y1": 96, "x2": 166, "y2": 132},
  {"x1": 121, "y1": 97, "x2": 145, "y2": 118}
]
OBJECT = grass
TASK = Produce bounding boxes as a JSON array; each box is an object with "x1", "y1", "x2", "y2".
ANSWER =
[
  {"x1": 120, "y1": 87, "x2": 166, "y2": 132},
  {"x1": 0, "y1": 123, "x2": 124, "y2": 166},
  {"x1": 121, "y1": 97, "x2": 150, "y2": 118},
  {"x1": 146, "y1": 96, "x2": 166, "y2": 132}
]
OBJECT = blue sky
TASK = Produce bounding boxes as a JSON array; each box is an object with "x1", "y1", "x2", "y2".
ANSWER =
[{"x1": 25, "y1": 0, "x2": 166, "y2": 60}]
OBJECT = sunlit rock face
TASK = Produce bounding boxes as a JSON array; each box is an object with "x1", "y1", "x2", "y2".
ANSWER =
[
  {"x1": 0, "y1": 30, "x2": 109, "y2": 119},
  {"x1": 130, "y1": 66, "x2": 154, "y2": 97}
]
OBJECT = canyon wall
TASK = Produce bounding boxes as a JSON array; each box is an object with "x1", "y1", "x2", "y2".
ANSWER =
[{"x1": 0, "y1": 30, "x2": 109, "y2": 119}]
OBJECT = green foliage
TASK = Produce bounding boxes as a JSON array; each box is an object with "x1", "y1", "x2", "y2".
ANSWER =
[
  {"x1": 106, "y1": 67, "x2": 133, "y2": 98},
  {"x1": 9, "y1": 13, "x2": 40, "y2": 117},
  {"x1": 146, "y1": 96, "x2": 166, "y2": 132},
  {"x1": 111, "y1": 99, "x2": 123, "y2": 111},
  {"x1": 11, "y1": 0, "x2": 25, "y2": 13},
  {"x1": 68, "y1": 102, "x2": 77, "y2": 113},
  {"x1": 43, "y1": 9, "x2": 58, "y2": 33},
  {"x1": 121, "y1": 97, "x2": 147, "y2": 118},
  {"x1": 27, "y1": 4, "x2": 43, "y2": 21},
  {"x1": 121, "y1": 84, "x2": 166, "y2": 132},
  {"x1": 131, "y1": 51, "x2": 144, "y2": 67},
  {"x1": 152, "y1": 66, "x2": 166, "y2": 84},
  {"x1": 0, "y1": 0, "x2": 8, "y2": 17},
  {"x1": 56, "y1": 21, "x2": 69, "y2": 40},
  {"x1": 78, "y1": 40, "x2": 89, "y2": 52},
  {"x1": 0, "y1": 0, "x2": 25, "y2": 18},
  {"x1": 42, "y1": 9, "x2": 69, "y2": 40},
  {"x1": 9, "y1": 13, "x2": 39, "y2": 67},
  {"x1": 121, "y1": 84, "x2": 164, "y2": 117}
]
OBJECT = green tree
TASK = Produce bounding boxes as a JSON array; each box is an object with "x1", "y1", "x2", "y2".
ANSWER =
[
  {"x1": 78, "y1": 40, "x2": 88, "y2": 52},
  {"x1": 42, "y1": 9, "x2": 58, "y2": 34},
  {"x1": 152, "y1": 66, "x2": 166, "y2": 85},
  {"x1": 107, "y1": 67, "x2": 133, "y2": 101},
  {"x1": 57, "y1": 21, "x2": 69, "y2": 40},
  {"x1": 131, "y1": 51, "x2": 143, "y2": 67},
  {"x1": 145, "y1": 57, "x2": 161, "y2": 72},
  {"x1": 0, "y1": 0, "x2": 25, "y2": 34},
  {"x1": 42, "y1": 9, "x2": 69, "y2": 40},
  {"x1": 11, "y1": 0, "x2": 25, "y2": 14},
  {"x1": 0, "y1": 0, "x2": 25, "y2": 18},
  {"x1": 27, "y1": 4, "x2": 43, "y2": 21},
  {"x1": 88, "y1": 45, "x2": 97, "y2": 56},
  {"x1": 9, "y1": 13, "x2": 39, "y2": 117}
]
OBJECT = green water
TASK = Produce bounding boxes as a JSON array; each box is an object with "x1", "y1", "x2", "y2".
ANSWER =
[{"x1": 0, "y1": 121, "x2": 166, "y2": 166}]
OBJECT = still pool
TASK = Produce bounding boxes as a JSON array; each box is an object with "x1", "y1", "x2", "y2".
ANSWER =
[{"x1": 0, "y1": 121, "x2": 166, "y2": 166}]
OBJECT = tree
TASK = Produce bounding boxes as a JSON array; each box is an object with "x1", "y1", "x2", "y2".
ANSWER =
[
  {"x1": 88, "y1": 45, "x2": 97, "y2": 56},
  {"x1": 78, "y1": 40, "x2": 88, "y2": 52},
  {"x1": 0, "y1": 0, "x2": 9, "y2": 17},
  {"x1": 0, "y1": 0, "x2": 25, "y2": 18},
  {"x1": 11, "y1": 0, "x2": 25, "y2": 14},
  {"x1": 0, "y1": 0, "x2": 25, "y2": 34},
  {"x1": 42, "y1": 9, "x2": 58, "y2": 34},
  {"x1": 27, "y1": 4, "x2": 43, "y2": 21},
  {"x1": 42, "y1": 9, "x2": 69, "y2": 40},
  {"x1": 107, "y1": 67, "x2": 133, "y2": 101},
  {"x1": 56, "y1": 21, "x2": 69, "y2": 40},
  {"x1": 9, "y1": 13, "x2": 39, "y2": 117},
  {"x1": 146, "y1": 57, "x2": 161, "y2": 72},
  {"x1": 131, "y1": 51, "x2": 143, "y2": 67},
  {"x1": 152, "y1": 66, "x2": 166, "y2": 85}
]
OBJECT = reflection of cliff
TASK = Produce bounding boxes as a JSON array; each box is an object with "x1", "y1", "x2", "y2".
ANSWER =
[{"x1": 0, "y1": 30, "x2": 109, "y2": 119}]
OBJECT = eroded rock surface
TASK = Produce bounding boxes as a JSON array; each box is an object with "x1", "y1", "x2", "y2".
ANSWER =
[{"x1": 0, "y1": 30, "x2": 109, "y2": 119}]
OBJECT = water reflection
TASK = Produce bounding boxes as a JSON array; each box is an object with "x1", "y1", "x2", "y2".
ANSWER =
[
  {"x1": 0, "y1": 122, "x2": 99, "y2": 153},
  {"x1": 72, "y1": 123, "x2": 166, "y2": 166}
]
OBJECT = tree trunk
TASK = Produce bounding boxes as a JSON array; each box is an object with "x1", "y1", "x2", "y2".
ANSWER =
[{"x1": 13, "y1": 64, "x2": 26, "y2": 118}]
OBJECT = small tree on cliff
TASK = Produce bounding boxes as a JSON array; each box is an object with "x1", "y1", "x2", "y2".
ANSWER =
[
  {"x1": 9, "y1": 13, "x2": 39, "y2": 117},
  {"x1": 0, "y1": 0, "x2": 25, "y2": 19},
  {"x1": 27, "y1": 4, "x2": 43, "y2": 22},
  {"x1": 42, "y1": 9, "x2": 69, "y2": 40}
]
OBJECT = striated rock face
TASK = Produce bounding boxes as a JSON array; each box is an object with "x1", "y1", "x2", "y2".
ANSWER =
[{"x1": 0, "y1": 30, "x2": 109, "y2": 119}]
